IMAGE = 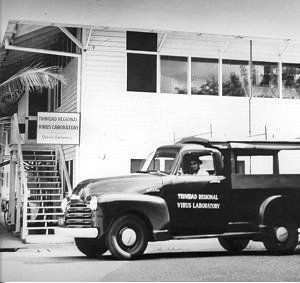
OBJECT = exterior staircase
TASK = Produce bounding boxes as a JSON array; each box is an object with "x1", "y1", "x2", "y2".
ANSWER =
[{"x1": 23, "y1": 148, "x2": 64, "y2": 236}]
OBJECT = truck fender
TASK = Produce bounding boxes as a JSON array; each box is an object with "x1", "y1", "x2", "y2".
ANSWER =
[
  {"x1": 95, "y1": 193, "x2": 170, "y2": 236},
  {"x1": 258, "y1": 195, "x2": 281, "y2": 227},
  {"x1": 258, "y1": 195, "x2": 299, "y2": 227}
]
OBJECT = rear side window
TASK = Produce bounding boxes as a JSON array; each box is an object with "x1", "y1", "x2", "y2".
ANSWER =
[
  {"x1": 236, "y1": 155, "x2": 273, "y2": 174},
  {"x1": 278, "y1": 150, "x2": 300, "y2": 174}
]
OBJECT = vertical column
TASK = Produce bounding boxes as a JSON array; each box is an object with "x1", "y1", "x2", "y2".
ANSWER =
[
  {"x1": 157, "y1": 54, "x2": 160, "y2": 94},
  {"x1": 9, "y1": 149, "x2": 17, "y2": 227},
  {"x1": 278, "y1": 61, "x2": 283, "y2": 99},
  {"x1": 187, "y1": 56, "x2": 191, "y2": 95},
  {"x1": 249, "y1": 40, "x2": 253, "y2": 137},
  {"x1": 218, "y1": 58, "x2": 222, "y2": 96},
  {"x1": 15, "y1": 160, "x2": 21, "y2": 233}
]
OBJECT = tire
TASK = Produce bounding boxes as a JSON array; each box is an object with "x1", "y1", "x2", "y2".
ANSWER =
[
  {"x1": 262, "y1": 218, "x2": 298, "y2": 255},
  {"x1": 106, "y1": 215, "x2": 149, "y2": 260},
  {"x1": 75, "y1": 236, "x2": 107, "y2": 258},
  {"x1": 218, "y1": 237, "x2": 250, "y2": 253}
]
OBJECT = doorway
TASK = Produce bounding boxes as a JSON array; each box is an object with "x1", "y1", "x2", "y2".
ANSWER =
[{"x1": 27, "y1": 89, "x2": 48, "y2": 141}]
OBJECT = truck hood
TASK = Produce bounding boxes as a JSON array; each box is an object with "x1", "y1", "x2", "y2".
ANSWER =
[{"x1": 72, "y1": 173, "x2": 165, "y2": 199}]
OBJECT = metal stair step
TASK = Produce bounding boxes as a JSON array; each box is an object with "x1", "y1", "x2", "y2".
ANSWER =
[
  {"x1": 29, "y1": 193, "x2": 63, "y2": 197},
  {"x1": 27, "y1": 219, "x2": 59, "y2": 223},
  {"x1": 28, "y1": 200, "x2": 63, "y2": 203},
  {"x1": 26, "y1": 229, "x2": 56, "y2": 230},
  {"x1": 28, "y1": 189, "x2": 62, "y2": 192},
  {"x1": 27, "y1": 181, "x2": 60, "y2": 185},
  {"x1": 23, "y1": 155, "x2": 55, "y2": 158},
  {"x1": 22, "y1": 150, "x2": 55, "y2": 154},
  {"x1": 28, "y1": 206, "x2": 62, "y2": 209},
  {"x1": 28, "y1": 178, "x2": 60, "y2": 181},
  {"x1": 27, "y1": 212, "x2": 64, "y2": 216},
  {"x1": 26, "y1": 170, "x2": 58, "y2": 174},
  {"x1": 24, "y1": 164, "x2": 56, "y2": 167}
]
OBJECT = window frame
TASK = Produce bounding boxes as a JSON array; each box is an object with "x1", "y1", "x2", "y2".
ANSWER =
[
  {"x1": 126, "y1": 31, "x2": 300, "y2": 99},
  {"x1": 126, "y1": 31, "x2": 158, "y2": 93}
]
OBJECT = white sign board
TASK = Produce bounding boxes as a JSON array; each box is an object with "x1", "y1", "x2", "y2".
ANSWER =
[{"x1": 37, "y1": 112, "x2": 80, "y2": 145}]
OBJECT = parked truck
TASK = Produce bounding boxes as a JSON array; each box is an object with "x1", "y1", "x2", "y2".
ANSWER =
[{"x1": 57, "y1": 138, "x2": 300, "y2": 260}]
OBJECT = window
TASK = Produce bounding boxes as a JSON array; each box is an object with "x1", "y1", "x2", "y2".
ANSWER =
[
  {"x1": 126, "y1": 31, "x2": 157, "y2": 51},
  {"x1": 282, "y1": 63, "x2": 300, "y2": 99},
  {"x1": 130, "y1": 159, "x2": 145, "y2": 173},
  {"x1": 222, "y1": 60, "x2": 249, "y2": 97},
  {"x1": 161, "y1": 56, "x2": 187, "y2": 94},
  {"x1": 142, "y1": 148, "x2": 179, "y2": 175},
  {"x1": 127, "y1": 54, "x2": 157, "y2": 92},
  {"x1": 50, "y1": 81, "x2": 62, "y2": 111},
  {"x1": 180, "y1": 153, "x2": 214, "y2": 175},
  {"x1": 236, "y1": 155, "x2": 273, "y2": 174},
  {"x1": 127, "y1": 31, "x2": 157, "y2": 93},
  {"x1": 252, "y1": 61, "x2": 279, "y2": 98},
  {"x1": 191, "y1": 58, "x2": 218, "y2": 95},
  {"x1": 125, "y1": 30, "x2": 300, "y2": 100},
  {"x1": 278, "y1": 150, "x2": 300, "y2": 174}
]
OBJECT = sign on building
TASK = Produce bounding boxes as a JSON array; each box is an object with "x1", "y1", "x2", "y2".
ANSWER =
[{"x1": 37, "y1": 112, "x2": 80, "y2": 145}]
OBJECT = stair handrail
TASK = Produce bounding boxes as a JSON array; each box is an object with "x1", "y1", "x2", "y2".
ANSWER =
[
  {"x1": 56, "y1": 145, "x2": 72, "y2": 197},
  {"x1": 10, "y1": 113, "x2": 28, "y2": 239}
]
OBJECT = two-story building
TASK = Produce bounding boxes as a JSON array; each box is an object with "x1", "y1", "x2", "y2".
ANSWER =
[{"x1": 1, "y1": 0, "x2": 300, "y2": 241}]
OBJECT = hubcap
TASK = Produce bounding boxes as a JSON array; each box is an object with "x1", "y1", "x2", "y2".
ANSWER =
[
  {"x1": 275, "y1": 226, "x2": 289, "y2": 243},
  {"x1": 120, "y1": 228, "x2": 137, "y2": 246}
]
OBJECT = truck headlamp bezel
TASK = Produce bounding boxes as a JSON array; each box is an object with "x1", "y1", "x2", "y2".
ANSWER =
[{"x1": 89, "y1": 196, "x2": 98, "y2": 211}]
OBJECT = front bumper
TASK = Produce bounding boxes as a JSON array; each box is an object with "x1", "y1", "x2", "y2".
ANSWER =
[{"x1": 55, "y1": 227, "x2": 99, "y2": 238}]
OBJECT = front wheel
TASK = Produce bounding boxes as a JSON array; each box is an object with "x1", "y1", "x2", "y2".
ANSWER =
[
  {"x1": 106, "y1": 215, "x2": 149, "y2": 260},
  {"x1": 262, "y1": 219, "x2": 298, "y2": 255},
  {"x1": 218, "y1": 237, "x2": 250, "y2": 253},
  {"x1": 75, "y1": 236, "x2": 107, "y2": 258}
]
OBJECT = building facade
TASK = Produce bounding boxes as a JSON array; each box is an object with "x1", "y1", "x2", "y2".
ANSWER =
[{"x1": 1, "y1": 0, "x2": 300, "y2": 240}]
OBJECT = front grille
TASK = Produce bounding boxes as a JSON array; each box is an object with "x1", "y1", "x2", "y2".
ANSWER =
[{"x1": 65, "y1": 201, "x2": 92, "y2": 228}]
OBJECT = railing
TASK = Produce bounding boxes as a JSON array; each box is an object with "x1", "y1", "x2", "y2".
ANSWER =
[
  {"x1": 9, "y1": 113, "x2": 28, "y2": 239},
  {"x1": 7, "y1": 114, "x2": 73, "y2": 239},
  {"x1": 56, "y1": 145, "x2": 73, "y2": 197}
]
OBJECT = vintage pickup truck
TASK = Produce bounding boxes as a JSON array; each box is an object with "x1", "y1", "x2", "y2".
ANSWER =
[{"x1": 57, "y1": 138, "x2": 300, "y2": 259}]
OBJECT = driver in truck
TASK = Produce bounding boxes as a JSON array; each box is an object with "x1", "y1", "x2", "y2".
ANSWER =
[{"x1": 190, "y1": 157, "x2": 209, "y2": 175}]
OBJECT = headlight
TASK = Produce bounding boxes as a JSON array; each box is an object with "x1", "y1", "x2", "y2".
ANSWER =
[
  {"x1": 61, "y1": 198, "x2": 68, "y2": 213},
  {"x1": 89, "y1": 196, "x2": 98, "y2": 211}
]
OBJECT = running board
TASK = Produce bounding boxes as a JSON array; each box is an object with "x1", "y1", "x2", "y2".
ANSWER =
[{"x1": 172, "y1": 231, "x2": 259, "y2": 240}]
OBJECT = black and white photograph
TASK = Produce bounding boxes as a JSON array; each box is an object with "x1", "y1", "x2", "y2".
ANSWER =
[{"x1": 0, "y1": 0, "x2": 300, "y2": 281}]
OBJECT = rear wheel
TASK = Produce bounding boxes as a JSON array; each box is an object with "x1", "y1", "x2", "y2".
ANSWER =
[
  {"x1": 262, "y1": 218, "x2": 298, "y2": 255},
  {"x1": 75, "y1": 236, "x2": 107, "y2": 258},
  {"x1": 218, "y1": 237, "x2": 250, "y2": 253},
  {"x1": 106, "y1": 215, "x2": 149, "y2": 260}
]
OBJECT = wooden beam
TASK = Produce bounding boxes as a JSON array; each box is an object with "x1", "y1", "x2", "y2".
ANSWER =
[
  {"x1": 5, "y1": 38, "x2": 81, "y2": 58},
  {"x1": 158, "y1": 33, "x2": 167, "y2": 52},
  {"x1": 58, "y1": 25, "x2": 84, "y2": 50},
  {"x1": 84, "y1": 28, "x2": 93, "y2": 50}
]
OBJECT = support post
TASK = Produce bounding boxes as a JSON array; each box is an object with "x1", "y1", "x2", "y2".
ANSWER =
[
  {"x1": 9, "y1": 149, "x2": 17, "y2": 227},
  {"x1": 15, "y1": 160, "x2": 22, "y2": 233},
  {"x1": 249, "y1": 40, "x2": 253, "y2": 137}
]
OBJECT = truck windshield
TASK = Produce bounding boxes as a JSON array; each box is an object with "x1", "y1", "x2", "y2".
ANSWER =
[{"x1": 140, "y1": 148, "x2": 179, "y2": 175}]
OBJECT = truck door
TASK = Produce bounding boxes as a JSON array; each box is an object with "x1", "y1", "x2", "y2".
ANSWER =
[{"x1": 161, "y1": 151, "x2": 229, "y2": 235}]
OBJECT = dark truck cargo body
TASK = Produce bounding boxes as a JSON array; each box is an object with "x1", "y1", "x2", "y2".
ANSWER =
[{"x1": 57, "y1": 138, "x2": 300, "y2": 259}]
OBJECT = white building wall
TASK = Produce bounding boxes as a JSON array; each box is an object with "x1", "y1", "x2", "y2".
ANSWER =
[
  {"x1": 79, "y1": 28, "x2": 300, "y2": 181},
  {"x1": 57, "y1": 58, "x2": 78, "y2": 185}
]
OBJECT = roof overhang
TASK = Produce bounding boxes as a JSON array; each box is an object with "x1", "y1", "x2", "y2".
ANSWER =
[{"x1": 2, "y1": 0, "x2": 300, "y2": 44}]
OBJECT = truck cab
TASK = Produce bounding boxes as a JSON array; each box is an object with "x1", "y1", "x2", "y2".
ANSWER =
[{"x1": 57, "y1": 138, "x2": 300, "y2": 260}]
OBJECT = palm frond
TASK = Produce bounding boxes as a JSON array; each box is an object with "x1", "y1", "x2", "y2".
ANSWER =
[{"x1": 0, "y1": 64, "x2": 66, "y2": 95}]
